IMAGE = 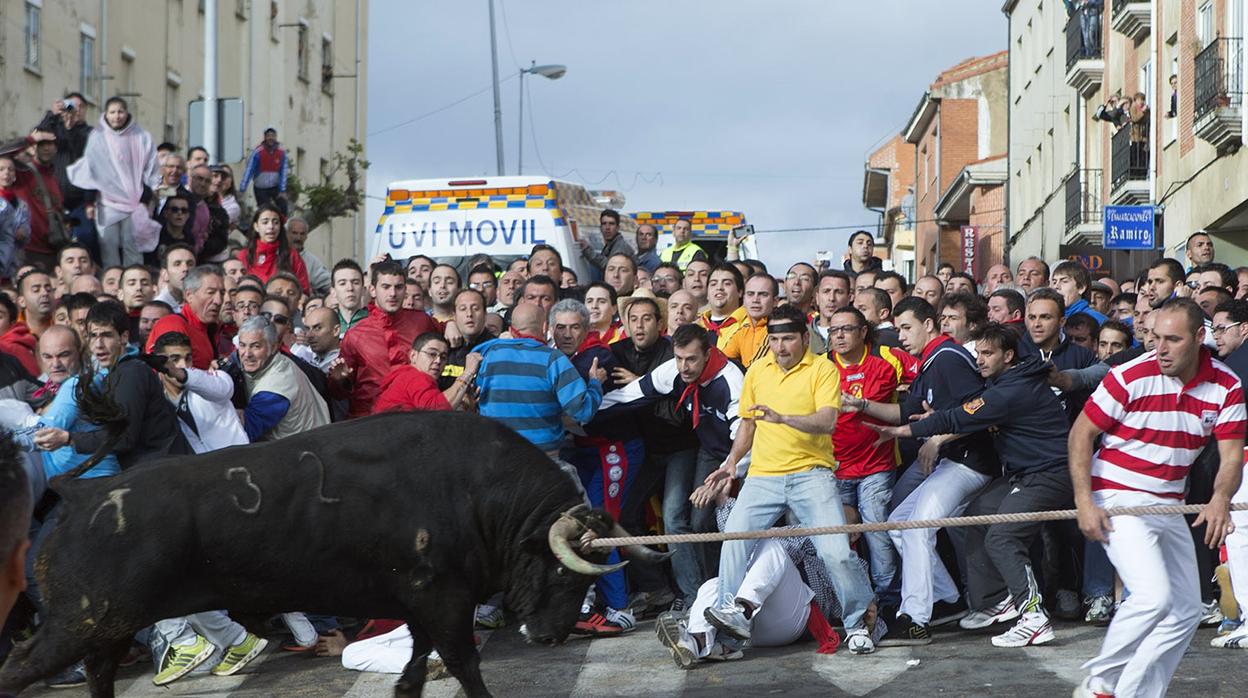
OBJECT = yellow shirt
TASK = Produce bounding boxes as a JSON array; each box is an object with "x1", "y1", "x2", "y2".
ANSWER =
[
  {"x1": 719, "y1": 314, "x2": 770, "y2": 368},
  {"x1": 739, "y1": 349, "x2": 840, "y2": 476},
  {"x1": 701, "y1": 306, "x2": 749, "y2": 347}
]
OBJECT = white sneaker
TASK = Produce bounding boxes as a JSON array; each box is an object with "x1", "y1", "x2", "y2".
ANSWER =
[
  {"x1": 280, "y1": 612, "x2": 317, "y2": 648},
  {"x1": 959, "y1": 598, "x2": 1020, "y2": 630},
  {"x1": 845, "y1": 628, "x2": 876, "y2": 655},
  {"x1": 604, "y1": 607, "x2": 637, "y2": 634},
  {"x1": 704, "y1": 603, "x2": 751, "y2": 641},
  {"x1": 1071, "y1": 675, "x2": 1115, "y2": 698},
  {"x1": 475, "y1": 604, "x2": 505, "y2": 629},
  {"x1": 991, "y1": 612, "x2": 1055, "y2": 648},
  {"x1": 1200, "y1": 600, "x2": 1225, "y2": 627},
  {"x1": 1211, "y1": 624, "x2": 1248, "y2": 648},
  {"x1": 704, "y1": 642, "x2": 743, "y2": 662},
  {"x1": 1084, "y1": 595, "x2": 1114, "y2": 624}
]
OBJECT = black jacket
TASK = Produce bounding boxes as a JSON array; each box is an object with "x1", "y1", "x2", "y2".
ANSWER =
[
  {"x1": 909, "y1": 356, "x2": 1069, "y2": 475},
  {"x1": 1019, "y1": 331, "x2": 1097, "y2": 423},
  {"x1": 902, "y1": 337, "x2": 1000, "y2": 477},
  {"x1": 36, "y1": 112, "x2": 93, "y2": 211},
  {"x1": 843, "y1": 256, "x2": 884, "y2": 275},
  {"x1": 69, "y1": 356, "x2": 191, "y2": 469},
  {"x1": 612, "y1": 338, "x2": 698, "y2": 455}
]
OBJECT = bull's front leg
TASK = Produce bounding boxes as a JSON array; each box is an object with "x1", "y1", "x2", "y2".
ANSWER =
[
  {"x1": 83, "y1": 638, "x2": 131, "y2": 698},
  {"x1": 393, "y1": 621, "x2": 434, "y2": 698}
]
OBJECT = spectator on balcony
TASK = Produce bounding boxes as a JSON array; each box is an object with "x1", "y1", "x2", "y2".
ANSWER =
[
  {"x1": 1129, "y1": 92, "x2": 1150, "y2": 168},
  {"x1": 1166, "y1": 74, "x2": 1178, "y2": 119},
  {"x1": 1186, "y1": 231, "x2": 1216, "y2": 270},
  {"x1": 1093, "y1": 94, "x2": 1129, "y2": 129},
  {"x1": 1067, "y1": 0, "x2": 1102, "y2": 57}
]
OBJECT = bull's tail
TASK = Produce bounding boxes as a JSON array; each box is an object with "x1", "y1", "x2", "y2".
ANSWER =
[{"x1": 57, "y1": 365, "x2": 128, "y2": 480}]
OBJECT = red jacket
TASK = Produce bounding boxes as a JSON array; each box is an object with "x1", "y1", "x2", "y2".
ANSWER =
[
  {"x1": 373, "y1": 365, "x2": 451, "y2": 414},
  {"x1": 237, "y1": 241, "x2": 310, "y2": 293},
  {"x1": 145, "y1": 302, "x2": 219, "y2": 369},
  {"x1": 338, "y1": 304, "x2": 437, "y2": 417},
  {"x1": 11, "y1": 158, "x2": 63, "y2": 256},
  {"x1": 0, "y1": 322, "x2": 39, "y2": 376}
]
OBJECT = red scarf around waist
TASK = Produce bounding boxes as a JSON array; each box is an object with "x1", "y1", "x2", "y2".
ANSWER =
[{"x1": 677, "y1": 347, "x2": 728, "y2": 428}]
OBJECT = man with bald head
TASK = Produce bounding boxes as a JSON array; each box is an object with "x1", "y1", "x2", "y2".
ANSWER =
[
  {"x1": 667, "y1": 290, "x2": 699, "y2": 335},
  {"x1": 472, "y1": 303, "x2": 603, "y2": 461},
  {"x1": 38, "y1": 325, "x2": 82, "y2": 387}
]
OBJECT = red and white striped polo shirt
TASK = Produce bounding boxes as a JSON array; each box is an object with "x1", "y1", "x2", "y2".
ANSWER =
[{"x1": 1083, "y1": 348, "x2": 1246, "y2": 502}]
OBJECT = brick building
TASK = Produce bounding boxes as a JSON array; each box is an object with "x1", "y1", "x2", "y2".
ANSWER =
[
  {"x1": 862, "y1": 135, "x2": 916, "y2": 277},
  {"x1": 899, "y1": 52, "x2": 1008, "y2": 279}
]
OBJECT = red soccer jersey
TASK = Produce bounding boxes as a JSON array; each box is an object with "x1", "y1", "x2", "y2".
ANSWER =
[{"x1": 830, "y1": 344, "x2": 915, "y2": 479}]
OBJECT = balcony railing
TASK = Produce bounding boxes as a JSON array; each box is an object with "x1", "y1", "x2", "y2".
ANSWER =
[
  {"x1": 1195, "y1": 37, "x2": 1244, "y2": 120},
  {"x1": 1110, "y1": 124, "x2": 1148, "y2": 192},
  {"x1": 1066, "y1": 8, "x2": 1102, "y2": 73},
  {"x1": 1065, "y1": 168, "x2": 1103, "y2": 233}
]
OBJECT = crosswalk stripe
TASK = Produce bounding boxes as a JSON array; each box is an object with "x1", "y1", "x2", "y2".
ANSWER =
[
  {"x1": 811, "y1": 646, "x2": 917, "y2": 696},
  {"x1": 570, "y1": 629, "x2": 686, "y2": 697}
]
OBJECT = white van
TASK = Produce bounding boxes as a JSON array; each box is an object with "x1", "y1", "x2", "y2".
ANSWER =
[{"x1": 370, "y1": 176, "x2": 636, "y2": 279}]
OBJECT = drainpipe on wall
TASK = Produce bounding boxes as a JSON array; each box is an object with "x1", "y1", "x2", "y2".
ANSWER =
[
  {"x1": 934, "y1": 100, "x2": 942, "y2": 272},
  {"x1": 1003, "y1": 6, "x2": 1013, "y2": 270}
]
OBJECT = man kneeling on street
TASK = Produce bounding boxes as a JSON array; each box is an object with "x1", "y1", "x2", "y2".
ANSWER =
[{"x1": 697, "y1": 304, "x2": 878, "y2": 656}]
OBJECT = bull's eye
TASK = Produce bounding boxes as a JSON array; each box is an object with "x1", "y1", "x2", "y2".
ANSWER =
[{"x1": 555, "y1": 566, "x2": 566, "y2": 576}]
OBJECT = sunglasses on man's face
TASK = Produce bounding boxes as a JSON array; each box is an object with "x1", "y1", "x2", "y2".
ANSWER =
[
  {"x1": 260, "y1": 311, "x2": 289, "y2": 325},
  {"x1": 166, "y1": 207, "x2": 189, "y2": 214}
]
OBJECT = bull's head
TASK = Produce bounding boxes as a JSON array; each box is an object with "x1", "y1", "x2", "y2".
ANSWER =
[{"x1": 515, "y1": 504, "x2": 670, "y2": 645}]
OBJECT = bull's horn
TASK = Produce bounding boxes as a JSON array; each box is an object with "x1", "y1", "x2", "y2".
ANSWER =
[
  {"x1": 548, "y1": 514, "x2": 628, "y2": 576},
  {"x1": 610, "y1": 522, "x2": 675, "y2": 564}
]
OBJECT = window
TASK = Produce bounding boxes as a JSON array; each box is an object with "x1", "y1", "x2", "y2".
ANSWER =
[
  {"x1": 297, "y1": 21, "x2": 309, "y2": 82},
  {"x1": 80, "y1": 28, "x2": 96, "y2": 102},
  {"x1": 165, "y1": 76, "x2": 181, "y2": 145},
  {"x1": 295, "y1": 147, "x2": 306, "y2": 181},
  {"x1": 1199, "y1": 2, "x2": 1215, "y2": 47},
  {"x1": 24, "y1": 2, "x2": 40, "y2": 70},
  {"x1": 321, "y1": 35, "x2": 334, "y2": 94},
  {"x1": 1140, "y1": 58, "x2": 1153, "y2": 104}
]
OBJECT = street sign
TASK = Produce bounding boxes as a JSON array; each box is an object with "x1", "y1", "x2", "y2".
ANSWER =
[
  {"x1": 1103, "y1": 205, "x2": 1155, "y2": 250},
  {"x1": 187, "y1": 98, "x2": 245, "y2": 163},
  {"x1": 960, "y1": 225, "x2": 977, "y2": 274}
]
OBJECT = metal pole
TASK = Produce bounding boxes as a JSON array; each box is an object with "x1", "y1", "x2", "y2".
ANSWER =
[
  {"x1": 488, "y1": 0, "x2": 505, "y2": 175},
  {"x1": 204, "y1": 0, "x2": 219, "y2": 164},
  {"x1": 354, "y1": 0, "x2": 363, "y2": 260},
  {"x1": 99, "y1": 0, "x2": 108, "y2": 108},
  {"x1": 518, "y1": 66, "x2": 527, "y2": 175}
]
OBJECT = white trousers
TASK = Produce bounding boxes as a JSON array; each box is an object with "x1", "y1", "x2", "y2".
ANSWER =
[
  {"x1": 1224, "y1": 463, "x2": 1248, "y2": 616},
  {"x1": 342, "y1": 625, "x2": 413, "y2": 674},
  {"x1": 888, "y1": 458, "x2": 991, "y2": 624},
  {"x1": 1083, "y1": 491, "x2": 1202, "y2": 698},
  {"x1": 689, "y1": 539, "x2": 812, "y2": 648}
]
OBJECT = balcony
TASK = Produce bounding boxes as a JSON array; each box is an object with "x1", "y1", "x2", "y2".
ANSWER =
[
  {"x1": 1194, "y1": 37, "x2": 1244, "y2": 152},
  {"x1": 1110, "y1": 0, "x2": 1150, "y2": 42},
  {"x1": 1064, "y1": 168, "x2": 1104, "y2": 243},
  {"x1": 1110, "y1": 125, "x2": 1149, "y2": 205},
  {"x1": 1065, "y1": 10, "x2": 1105, "y2": 96}
]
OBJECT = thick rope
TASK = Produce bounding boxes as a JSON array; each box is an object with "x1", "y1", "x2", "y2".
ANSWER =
[{"x1": 586, "y1": 501, "x2": 1248, "y2": 549}]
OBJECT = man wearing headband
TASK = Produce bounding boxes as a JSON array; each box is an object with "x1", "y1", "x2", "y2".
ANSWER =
[{"x1": 699, "y1": 304, "x2": 879, "y2": 656}]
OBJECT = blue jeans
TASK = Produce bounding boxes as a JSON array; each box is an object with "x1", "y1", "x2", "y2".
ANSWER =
[
  {"x1": 570, "y1": 437, "x2": 644, "y2": 610},
  {"x1": 1084, "y1": 539, "x2": 1116, "y2": 598},
  {"x1": 837, "y1": 470, "x2": 900, "y2": 607},
  {"x1": 1079, "y1": 8, "x2": 1101, "y2": 57},
  {"x1": 717, "y1": 468, "x2": 874, "y2": 630},
  {"x1": 662, "y1": 448, "x2": 720, "y2": 604}
]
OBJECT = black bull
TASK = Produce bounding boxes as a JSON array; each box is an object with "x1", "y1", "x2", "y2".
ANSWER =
[{"x1": 0, "y1": 411, "x2": 663, "y2": 697}]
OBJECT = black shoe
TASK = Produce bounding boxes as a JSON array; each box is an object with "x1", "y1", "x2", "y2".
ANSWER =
[
  {"x1": 45, "y1": 662, "x2": 87, "y2": 689},
  {"x1": 930, "y1": 598, "x2": 968, "y2": 627},
  {"x1": 877, "y1": 613, "x2": 932, "y2": 646}
]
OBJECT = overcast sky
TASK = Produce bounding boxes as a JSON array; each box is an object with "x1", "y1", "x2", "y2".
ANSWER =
[{"x1": 364, "y1": 1, "x2": 1005, "y2": 271}]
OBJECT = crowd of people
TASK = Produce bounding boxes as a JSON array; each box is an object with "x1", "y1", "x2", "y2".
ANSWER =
[{"x1": 1, "y1": 93, "x2": 1246, "y2": 698}]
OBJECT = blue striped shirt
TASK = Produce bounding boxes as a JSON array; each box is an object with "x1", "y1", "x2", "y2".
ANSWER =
[{"x1": 474, "y1": 337, "x2": 602, "y2": 452}]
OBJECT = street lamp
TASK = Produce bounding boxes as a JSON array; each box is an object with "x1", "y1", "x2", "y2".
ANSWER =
[{"x1": 518, "y1": 61, "x2": 567, "y2": 175}]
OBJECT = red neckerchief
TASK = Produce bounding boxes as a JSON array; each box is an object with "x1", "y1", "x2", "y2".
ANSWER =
[
  {"x1": 31, "y1": 380, "x2": 59, "y2": 401},
  {"x1": 919, "y1": 334, "x2": 957, "y2": 364},
  {"x1": 701, "y1": 310, "x2": 739, "y2": 332},
  {"x1": 510, "y1": 329, "x2": 545, "y2": 343},
  {"x1": 574, "y1": 334, "x2": 609, "y2": 356},
  {"x1": 806, "y1": 600, "x2": 840, "y2": 654},
  {"x1": 677, "y1": 347, "x2": 729, "y2": 428},
  {"x1": 0, "y1": 186, "x2": 16, "y2": 206},
  {"x1": 247, "y1": 239, "x2": 281, "y2": 279}
]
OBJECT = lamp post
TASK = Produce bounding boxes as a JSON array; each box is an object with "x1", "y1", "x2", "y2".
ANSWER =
[
  {"x1": 517, "y1": 61, "x2": 567, "y2": 175},
  {"x1": 488, "y1": 0, "x2": 504, "y2": 175}
]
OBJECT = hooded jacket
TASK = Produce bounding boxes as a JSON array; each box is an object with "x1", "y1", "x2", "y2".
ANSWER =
[
  {"x1": 909, "y1": 355, "x2": 1069, "y2": 476},
  {"x1": 1019, "y1": 329, "x2": 1097, "y2": 423},
  {"x1": 0, "y1": 322, "x2": 39, "y2": 376}
]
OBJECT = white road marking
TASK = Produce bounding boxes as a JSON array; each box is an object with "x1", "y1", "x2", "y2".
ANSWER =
[
  {"x1": 570, "y1": 630, "x2": 686, "y2": 697},
  {"x1": 811, "y1": 646, "x2": 916, "y2": 696}
]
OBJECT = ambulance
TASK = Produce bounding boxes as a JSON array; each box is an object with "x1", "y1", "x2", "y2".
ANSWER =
[
  {"x1": 370, "y1": 177, "x2": 637, "y2": 279},
  {"x1": 629, "y1": 210, "x2": 758, "y2": 262}
]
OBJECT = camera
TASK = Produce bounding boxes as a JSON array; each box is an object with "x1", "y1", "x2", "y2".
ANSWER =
[
  {"x1": 63, "y1": 101, "x2": 75, "y2": 112},
  {"x1": 731, "y1": 224, "x2": 755, "y2": 238}
]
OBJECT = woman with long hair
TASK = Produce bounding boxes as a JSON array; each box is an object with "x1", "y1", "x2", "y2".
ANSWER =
[
  {"x1": 210, "y1": 164, "x2": 241, "y2": 227},
  {"x1": 236, "y1": 203, "x2": 309, "y2": 292},
  {"x1": 67, "y1": 96, "x2": 161, "y2": 267}
]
